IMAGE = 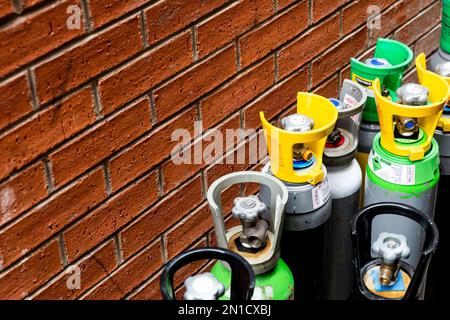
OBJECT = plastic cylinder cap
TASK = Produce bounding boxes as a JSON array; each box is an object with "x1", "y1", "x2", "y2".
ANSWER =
[
  {"x1": 372, "y1": 233, "x2": 411, "y2": 264},
  {"x1": 280, "y1": 114, "x2": 314, "y2": 132},
  {"x1": 329, "y1": 98, "x2": 347, "y2": 111},
  {"x1": 232, "y1": 195, "x2": 266, "y2": 222},
  {"x1": 365, "y1": 58, "x2": 392, "y2": 67},
  {"x1": 184, "y1": 273, "x2": 225, "y2": 300},
  {"x1": 404, "y1": 119, "x2": 416, "y2": 129},
  {"x1": 396, "y1": 83, "x2": 429, "y2": 106}
]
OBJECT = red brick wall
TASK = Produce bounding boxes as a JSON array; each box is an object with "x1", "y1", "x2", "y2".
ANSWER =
[{"x1": 0, "y1": 0, "x2": 442, "y2": 299}]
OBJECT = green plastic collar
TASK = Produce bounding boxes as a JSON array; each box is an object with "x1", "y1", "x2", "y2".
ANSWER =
[{"x1": 367, "y1": 134, "x2": 440, "y2": 189}]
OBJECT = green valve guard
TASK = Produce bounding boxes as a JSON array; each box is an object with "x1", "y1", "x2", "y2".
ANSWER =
[{"x1": 350, "y1": 38, "x2": 413, "y2": 123}]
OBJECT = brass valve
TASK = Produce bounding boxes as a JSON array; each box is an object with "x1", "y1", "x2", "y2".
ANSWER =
[
  {"x1": 281, "y1": 114, "x2": 314, "y2": 163},
  {"x1": 232, "y1": 196, "x2": 268, "y2": 250},
  {"x1": 372, "y1": 233, "x2": 410, "y2": 286},
  {"x1": 293, "y1": 144, "x2": 313, "y2": 162}
]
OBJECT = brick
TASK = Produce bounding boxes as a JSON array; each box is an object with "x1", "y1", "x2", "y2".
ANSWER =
[
  {"x1": 278, "y1": 13, "x2": 340, "y2": 79},
  {"x1": 0, "y1": 73, "x2": 32, "y2": 130},
  {"x1": 49, "y1": 98, "x2": 151, "y2": 187},
  {"x1": 201, "y1": 56, "x2": 274, "y2": 130},
  {"x1": 0, "y1": 0, "x2": 13, "y2": 18},
  {"x1": 172, "y1": 241, "x2": 208, "y2": 288},
  {"x1": 370, "y1": 0, "x2": 422, "y2": 45},
  {"x1": 205, "y1": 138, "x2": 258, "y2": 188},
  {"x1": 0, "y1": 168, "x2": 106, "y2": 269},
  {"x1": 421, "y1": 0, "x2": 440, "y2": 8},
  {"x1": 165, "y1": 202, "x2": 213, "y2": 259},
  {"x1": 63, "y1": 171, "x2": 159, "y2": 262},
  {"x1": 0, "y1": 239, "x2": 63, "y2": 299},
  {"x1": 0, "y1": 163, "x2": 48, "y2": 226},
  {"x1": 99, "y1": 31, "x2": 193, "y2": 115},
  {"x1": 0, "y1": 88, "x2": 95, "y2": 181},
  {"x1": 208, "y1": 208, "x2": 242, "y2": 247},
  {"x1": 0, "y1": 0, "x2": 85, "y2": 78},
  {"x1": 244, "y1": 66, "x2": 309, "y2": 130},
  {"x1": 341, "y1": 63, "x2": 352, "y2": 81},
  {"x1": 313, "y1": 74, "x2": 340, "y2": 98},
  {"x1": 239, "y1": 1, "x2": 309, "y2": 67},
  {"x1": 394, "y1": 1, "x2": 441, "y2": 45},
  {"x1": 108, "y1": 107, "x2": 197, "y2": 191},
  {"x1": 146, "y1": 0, "x2": 230, "y2": 45},
  {"x1": 311, "y1": 27, "x2": 368, "y2": 87},
  {"x1": 32, "y1": 240, "x2": 117, "y2": 300},
  {"x1": 162, "y1": 114, "x2": 241, "y2": 193},
  {"x1": 342, "y1": 0, "x2": 397, "y2": 35},
  {"x1": 403, "y1": 66, "x2": 419, "y2": 84},
  {"x1": 129, "y1": 272, "x2": 162, "y2": 300},
  {"x1": 130, "y1": 239, "x2": 206, "y2": 300},
  {"x1": 154, "y1": 44, "x2": 237, "y2": 123},
  {"x1": 34, "y1": 15, "x2": 142, "y2": 105},
  {"x1": 120, "y1": 176, "x2": 203, "y2": 259},
  {"x1": 415, "y1": 25, "x2": 441, "y2": 57},
  {"x1": 23, "y1": 0, "x2": 48, "y2": 9},
  {"x1": 82, "y1": 240, "x2": 163, "y2": 299},
  {"x1": 278, "y1": 0, "x2": 296, "y2": 10},
  {"x1": 89, "y1": 0, "x2": 148, "y2": 28},
  {"x1": 312, "y1": 0, "x2": 349, "y2": 22},
  {"x1": 196, "y1": 0, "x2": 273, "y2": 58}
]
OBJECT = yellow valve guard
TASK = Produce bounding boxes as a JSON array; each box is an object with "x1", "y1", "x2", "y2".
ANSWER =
[
  {"x1": 416, "y1": 53, "x2": 450, "y2": 133},
  {"x1": 374, "y1": 56, "x2": 450, "y2": 161},
  {"x1": 260, "y1": 92, "x2": 338, "y2": 185}
]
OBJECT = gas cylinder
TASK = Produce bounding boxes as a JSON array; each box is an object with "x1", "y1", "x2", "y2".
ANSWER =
[
  {"x1": 429, "y1": 0, "x2": 450, "y2": 73},
  {"x1": 207, "y1": 171, "x2": 294, "y2": 300},
  {"x1": 160, "y1": 247, "x2": 255, "y2": 300},
  {"x1": 352, "y1": 203, "x2": 439, "y2": 300},
  {"x1": 320, "y1": 80, "x2": 367, "y2": 300},
  {"x1": 350, "y1": 38, "x2": 413, "y2": 202},
  {"x1": 364, "y1": 58, "x2": 450, "y2": 268},
  {"x1": 259, "y1": 92, "x2": 338, "y2": 299},
  {"x1": 417, "y1": 49, "x2": 450, "y2": 299}
]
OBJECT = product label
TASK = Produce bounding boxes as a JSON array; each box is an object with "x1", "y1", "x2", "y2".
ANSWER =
[
  {"x1": 312, "y1": 178, "x2": 331, "y2": 209},
  {"x1": 352, "y1": 74, "x2": 375, "y2": 98},
  {"x1": 343, "y1": 93, "x2": 358, "y2": 108},
  {"x1": 368, "y1": 149, "x2": 416, "y2": 185}
]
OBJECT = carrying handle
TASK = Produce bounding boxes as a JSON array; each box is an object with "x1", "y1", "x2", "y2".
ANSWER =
[
  {"x1": 351, "y1": 202, "x2": 439, "y2": 300},
  {"x1": 160, "y1": 247, "x2": 255, "y2": 300}
]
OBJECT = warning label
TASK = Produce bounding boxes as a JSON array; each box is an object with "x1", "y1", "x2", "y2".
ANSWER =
[
  {"x1": 368, "y1": 150, "x2": 416, "y2": 185},
  {"x1": 352, "y1": 74, "x2": 375, "y2": 98},
  {"x1": 312, "y1": 178, "x2": 331, "y2": 209}
]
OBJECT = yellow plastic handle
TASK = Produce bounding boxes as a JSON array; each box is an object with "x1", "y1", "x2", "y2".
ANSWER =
[
  {"x1": 260, "y1": 92, "x2": 337, "y2": 185},
  {"x1": 417, "y1": 53, "x2": 450, "y2": 132},
  {"x1": 373, "y1": 56, "x2": 450, "y2": 161}
]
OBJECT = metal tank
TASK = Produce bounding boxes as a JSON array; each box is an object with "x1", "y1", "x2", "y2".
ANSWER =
[{"x1": 320, "y1": 79, "x2": 367, "y2": 300}]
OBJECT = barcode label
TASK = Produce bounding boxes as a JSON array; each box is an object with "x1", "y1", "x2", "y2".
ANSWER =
[{"x1": 312, "y1": 178, "x2": 331, "y2": 209}]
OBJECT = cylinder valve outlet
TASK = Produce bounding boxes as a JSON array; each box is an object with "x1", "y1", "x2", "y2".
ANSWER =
[
  {"x1": 232, "y1": 195, "x2": 269, "y2": 252},
  {"x1": 372, "y1": 232, "x2": 411, "y2": 286},
  {"x1": 395, "y1": 83, "x2": 429, "y2": 139},
  {"x1": 281, "y1": 114, "x2": 315, "y2": 168}
]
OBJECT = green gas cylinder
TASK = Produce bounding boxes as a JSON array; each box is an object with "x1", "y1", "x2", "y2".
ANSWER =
[
  {"x1": 207, "y1": 171, "x2": 294, "y2": 300},
  {"x1": 351, "y1": 38, "x2": 413, "y2": 203},
  {"x1": 211, "y1": 259, "x2": 294, "y2": 300}
]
